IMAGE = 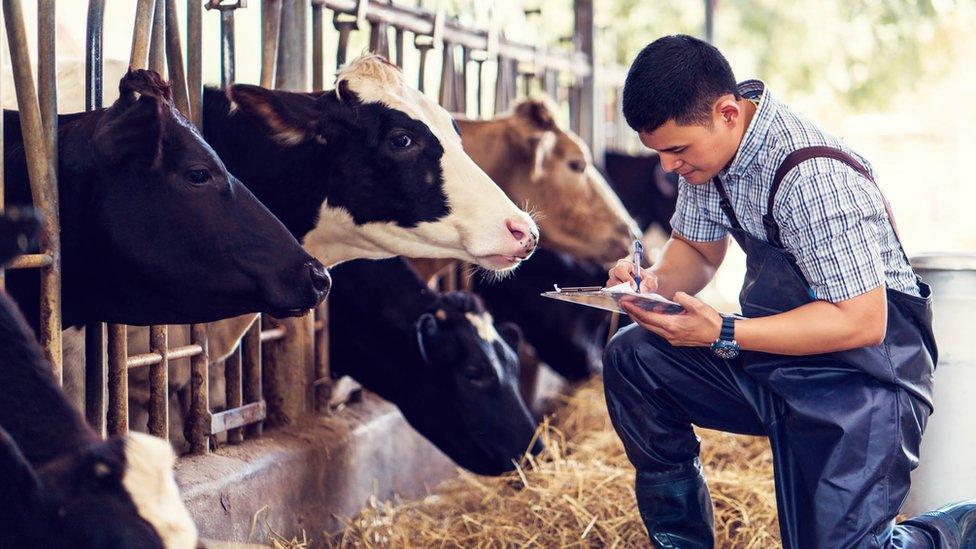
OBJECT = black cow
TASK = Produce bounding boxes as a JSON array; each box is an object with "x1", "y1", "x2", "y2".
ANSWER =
[
  {"x1": 473, "y1": 247, "x2": 614, "y2": 382},
  {"x1": 201, "y1": 54, "x2": 537, "y2": 271},
  {"x1": 328, "y1": 258, "x2": 541, "y2": 476},
  {"x1": 3, "y1": 69, "x2": 329, "y2": 328},
  {"x1": 0, "y1": 209, "x2": 197, "y2": 549},
  {"x1": 602, "y1": 150, "x2": 679, "y2": 235}
]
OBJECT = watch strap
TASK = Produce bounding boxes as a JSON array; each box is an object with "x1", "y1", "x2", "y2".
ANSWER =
[{"x1": 720, "y1": 315, "x2": 735, "y2": 341}]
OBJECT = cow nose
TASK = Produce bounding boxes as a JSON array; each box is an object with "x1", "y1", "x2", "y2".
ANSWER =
[
  {"x1": 308, "y1": 260, "x2": 331, "y2": 299},
  {"x1": 507, "y1": 219, "x2": 527, "y2": 242}
]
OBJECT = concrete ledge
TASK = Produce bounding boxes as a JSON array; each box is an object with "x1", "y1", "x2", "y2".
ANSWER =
[{"x1": 176, "y1": 393, "x2": 458, "y2": 542}]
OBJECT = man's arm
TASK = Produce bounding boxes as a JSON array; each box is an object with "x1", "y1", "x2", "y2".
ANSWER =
[{"x1": 650, "y1": 233, "x2": 729, "y2": 298}]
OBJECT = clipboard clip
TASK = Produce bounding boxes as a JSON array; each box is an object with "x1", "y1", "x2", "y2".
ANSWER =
[{"x1": 553, "y1": 284, "x2": 603, "y2": 293}]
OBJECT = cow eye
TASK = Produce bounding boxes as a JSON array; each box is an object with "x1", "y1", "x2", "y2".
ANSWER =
[
  {"x1": 568, "y1": 160, "x2": 586, "y2": 173},
  {"x1": 185, "y1": 169, "x2": 212, "y2": 185},
  {"x1": 389, "y1": 132, "x2": 413, "y2": 149}
]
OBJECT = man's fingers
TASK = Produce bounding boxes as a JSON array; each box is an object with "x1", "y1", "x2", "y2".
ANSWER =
[{"x1": 672, "y1": 292, "x2": 704, "y2": 313}]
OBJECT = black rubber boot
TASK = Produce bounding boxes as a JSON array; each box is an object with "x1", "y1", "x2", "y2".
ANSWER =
[{"x1": 635, "y1": 459, "x2": 714, "y2": 549}]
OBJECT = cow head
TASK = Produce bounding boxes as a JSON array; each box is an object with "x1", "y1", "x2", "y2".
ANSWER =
[
  {"x1": 409, "y1": 293, "x2": 542, "y2": 475},
  {"x1": 0, "y1": 429, "x2": 197, "y2": 549},
  {"x1": 82, "y1": 69, "x2": 328, "y2": 325},
  {"x1": 459, "y1": 98, "x2": 639, "y2": 264},
  {"x1": 226, "y1": 54, "x2": 538, "y2": 272}
]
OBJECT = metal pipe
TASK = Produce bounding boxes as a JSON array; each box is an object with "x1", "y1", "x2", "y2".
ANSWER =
[
  {"x1": 165, "y1": 0, "x2": 191, "y2": 118},
  {"x1": 242, "y1": 316, "x2": 263, "y2": 438},
  {"x1": 219, "y1": 8, "x2": 236, "y2": 86},
  {"x1": 85, "y1": 0, "x2": 105, "y2": 111},
  {"x1": 130, "y1": 0, "x2": 156, "y2": 70},
  {"x1": 126, "y1": 344, "x2": 203, "y2": 367},
  {"x1": 37, "y1": 0, "x2": 56, "y2": 168},
  {"x1": 188, "y1": 323, "x2": 211, "y2": 454},
  {"x1": 3, "y1": 0, "x2": 62, "y2": 378},
  {"x1": 313, "y1": 303, "x2": 330, "y2": 412},
  {"x1": 85, "y1": 323, "x2": 106, "y2": 436},
  {"x1": 311, "y1": 2, "x2": 322, "y2": 89},
  {"x1": 225, "y1": 348, "x2": 243, "y2": 443},
  {"x1": 106, "y1": 324, "x2": 128, "y2": 434},
  {"x1": 393, "y1": 26, "x2": 404, "y2": 68},
  {"x1": 275, "y1": 0, "x2": 307, "y2": 91},
  {"x1": 187, "y1": 0, "x2": 203, "y2": 127},
  {"x1": 148, "y1": 0, "x2": 166, "y2": 74},
  {"x1": 4, "y1": 252, "x2": 52, "y2": 269},
  {"x1": 262, "y1": 0, "x2": 283, "y2": 89},
  {"x1": 333, "y1": 14, "x2": 355, "y2": 68},
  {"x1": 147, "y1": 325, "x2": 169, "y2": 439}
]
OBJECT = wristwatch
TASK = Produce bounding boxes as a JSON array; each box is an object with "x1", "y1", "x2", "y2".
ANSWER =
[{"x1": 711, "y1": 314, "x2": 740, "y2": 359}]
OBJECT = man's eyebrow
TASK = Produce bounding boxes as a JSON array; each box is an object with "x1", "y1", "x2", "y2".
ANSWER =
[{"x1": 658, "y1": 144, "x2": 688, "y2": 153}]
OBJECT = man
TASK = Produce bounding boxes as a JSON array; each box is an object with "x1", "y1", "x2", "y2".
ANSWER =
[{"x1": 604, "y1": 34, "x2": 975, "y2": 548}]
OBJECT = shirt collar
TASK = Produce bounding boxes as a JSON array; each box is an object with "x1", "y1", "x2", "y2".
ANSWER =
[{"x1": 721, "y1": 80, "x2": 777, "y2": 180}]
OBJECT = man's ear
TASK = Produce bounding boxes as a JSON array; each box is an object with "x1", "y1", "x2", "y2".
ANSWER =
[
  {"x1": 228, "y1": 84, "x2": 327, "y2": 146},
  {"x1": 715, "y1": 95, "x2": 741, "y2": 127}
]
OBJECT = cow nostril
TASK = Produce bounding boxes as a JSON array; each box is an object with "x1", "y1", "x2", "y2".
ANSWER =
[
  {"x1": 507, "y1": 219, "x2": 527, "y2": 242},
  {"x1": 308, "y1": 261, "x2": 331, "y2": 295}
]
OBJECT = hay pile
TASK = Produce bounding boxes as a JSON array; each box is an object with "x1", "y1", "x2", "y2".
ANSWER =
[{"x1": 318, "y1": 380, "x2": 779, "y2": 548}]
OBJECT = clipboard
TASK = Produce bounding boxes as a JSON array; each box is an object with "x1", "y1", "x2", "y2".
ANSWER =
[{"x1": 541, "y1": 282, "x2": 685, "y2": 315}]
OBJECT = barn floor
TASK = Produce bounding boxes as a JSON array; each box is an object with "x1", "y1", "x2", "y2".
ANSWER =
[{"x1": 253, "y1": 379, "x2": 781, "y2": 548}]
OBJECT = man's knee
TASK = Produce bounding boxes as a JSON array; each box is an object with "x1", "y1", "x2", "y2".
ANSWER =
[{"x1": 603, "y1": 325, "x2": 669, "y2": 393}]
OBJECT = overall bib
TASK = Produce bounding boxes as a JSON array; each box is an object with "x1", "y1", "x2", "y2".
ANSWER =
[{"x1": 604, "y1": 147, "x2": 962, "y2": 548}]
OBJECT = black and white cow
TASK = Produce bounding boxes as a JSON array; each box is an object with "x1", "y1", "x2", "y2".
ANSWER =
[
  {"x1": 328, "y1": 258, "x2": 541, "y2": 476},
  {"x1": 0, "y1": 209, "x2": 196, "y2": 549},
  {"x1": 602, "y1": 150, "x2": 679, "y2": 235},
  {"x1": 3, "y1": 69, "x2": 329, "y2": 329},
  {"x1": 473, "y1": 246, "x2": 614, "y2": 382}
]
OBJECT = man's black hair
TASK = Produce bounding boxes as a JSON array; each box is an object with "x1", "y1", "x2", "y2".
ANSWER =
[{"x1": 622, "y1": 34, "x2": 740, "y2": 133}]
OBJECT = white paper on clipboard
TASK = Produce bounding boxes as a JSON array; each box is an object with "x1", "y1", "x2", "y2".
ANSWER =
[{"x1": 541, "y1": 282, "x2": 685, "y2": 315}]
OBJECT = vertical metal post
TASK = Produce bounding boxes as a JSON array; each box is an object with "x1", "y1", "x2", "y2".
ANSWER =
[
  {"x1": 85, "y1": 0, "x2": 105, "y2": 111},
  {"x1": 130, "y1": 0, "x2": 156, "y2": 70},
  {"x1": 4, "y1": 0, "x2": 61, "y2": 378},
  {"x1": 368, "y1": 21, "x2": 389, "y2": 59},
  {"x1": 148, "y1": 0, "x2": 166, "y2": 74},
  {"x1": 187, "y1": 0, "x2": 203, "y2": 127},
  {"x1": 310, "y1": 2, "x2": 322, "y2": 90},
  {"x1": 263, "y1": 315, "x2": 313, "y2": 427},
  {"x1": 313, "y1": 303, "x2": 330, "y2": 413},
  {"x1": 106, "y1": 324, "x2": 128, "y2": 434},
  {"x1": 165, "y1": 0, "x2": 190, "y2": 118},
  {"x1": 261, "y1": 0, "x2": 282, "y2": 88},
  {"x1": 225, "y1": 348, "x2": 243, "y2": 443},
  {"x1": 242, "y1": 317, "x2": 263, "y2": 438},
  {"x1": 276, "y1": 0, "x2": 307, "y2": 91},
  {"x1": 573, "y1": 0, "x2": 601, "y2": 163},
  {"x1": 208, "y1": 2, "x2": 238, "y2": 87},
  {"x1": 148, "y1": 325, "x2": 169, "y2": 439},
  {"x1": 188, "y1": 323, "x2": 211, "y2": 454},
  {"x1": 393, "y1": 27, "x2": 404, "y2": 68},
  {"x1": 333, "y1": 14, "x2": 356, "y2": 69},
  {"x1": 704, "y1": 0, "x2": 715, "y2": 43}
]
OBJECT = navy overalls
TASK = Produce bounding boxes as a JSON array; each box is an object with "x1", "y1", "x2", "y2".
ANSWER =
[{"x1": 604, "y1": 147, "x2": 964, "y2": 548}]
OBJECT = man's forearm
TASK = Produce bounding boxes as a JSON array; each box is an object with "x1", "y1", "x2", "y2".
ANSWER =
[
  {"x1": 735, "y1": 290, "x2": 887, "y2": 356},
  {"x1": 650, "y1": 237, "x2": 721, "y2": 299}
]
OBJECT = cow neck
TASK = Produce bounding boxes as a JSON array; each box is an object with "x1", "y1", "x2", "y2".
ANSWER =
[
  {"x1": 328, "y1": 259, "x2": 436, "y2": 398},
  {"x1": 0, "y1": 292, "x2": 98, "y2": 467},
  {"x1": 200, "y1": 87, "x2": 331, "y2": 243}
]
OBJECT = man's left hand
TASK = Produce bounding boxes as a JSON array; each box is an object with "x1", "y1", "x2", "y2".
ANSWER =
[{"x1": 620, "y1": 292, "x2": 723, "y2": 347}]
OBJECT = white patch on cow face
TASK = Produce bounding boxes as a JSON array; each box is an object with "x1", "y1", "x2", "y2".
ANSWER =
[
  {"x1": 122, "y1": 433, "x2": 198, "y2": 549},
  {"x1": 464, "y1": 312, "x2": 499, "y2": 343},
  {"x1": 331, "y1": 55, "x2": 538, "y2": 270}
]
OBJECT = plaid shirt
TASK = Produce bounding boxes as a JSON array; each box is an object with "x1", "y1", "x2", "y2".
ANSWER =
[{"x1": 671, "y1": 80, "x2": 919, "y2": 302}]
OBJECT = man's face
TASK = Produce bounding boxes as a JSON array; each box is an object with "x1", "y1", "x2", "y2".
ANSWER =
[{"x1": 638, "y1": 98, "x2": 742, "y2": 186}]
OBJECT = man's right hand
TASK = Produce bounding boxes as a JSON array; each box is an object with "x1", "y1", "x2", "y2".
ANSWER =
[{"x1": 607, "y1": 259, "x2": 659, "y2": 294}]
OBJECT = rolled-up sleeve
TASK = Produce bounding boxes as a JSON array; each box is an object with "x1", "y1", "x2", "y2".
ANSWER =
[
  {"x1": 778, "y1": 171, "x2": 887, "y2": 303},
  {"x1": 669, "y1": 178, "x2": 729, "y2": 242}
]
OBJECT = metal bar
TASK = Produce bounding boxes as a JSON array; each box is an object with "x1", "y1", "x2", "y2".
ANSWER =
[
  {"x1": 415, "y1": 40, "x2": 432, "y2": 93},
  {"x1": 187, "y1": 0, "x2": 202, "y2": 127},
  {"x1": 147, "y1": 325, "x2": 169, "y2": 439},
  {"x1": 313, "y1": 303, "x2": 330, "y2": 412},
  {"x1": 188, "y1": 323, "x2": 210, "y2": 454},
  {"x1": 311, "y1": 2, "x2": 322, "y2": 89},
  {"x1": 275, "y1": 0, "x2": 307, "y2": 91},
  {"x1": 4, "y1": 0, "x2": 61, "y2": 378},
  {"x1": 126, "y1": 344, "x2": 203, "y2": 368},
  {"x1": 130, "y1": 0, "x2": 156, "y2": 70},
  {"x1": 225, "y1": 347, "x2": 243, "y2": 443},
  {"x1": 314, "y1": 0, "x2": 591, "y2": 76},
  {"x1": 573, "y1": 0, "x2": 600, "y2": 160},
  {"x1": 4, "y1": 252, "x2": 52, "y2": 269},
  {"x1": 474, "y1": 58, "x2": 483, "y2": 117},
  {"x1": 438, "y1": 41, "x2": 454, "y2": 110},
  {"x1": 84, "y1": 322, "x2": 106, "y2": 436},
  {"x1": 393, "y1": 26, "x2": 404, "y2": 68},
  {"x1": 37, "y1": 0, "x2": 56, "y2": 169},
  {"x1": 261, "y1": 0, "x2": 282, "y2": 88},
  {"x1": 368, "y1": 20, "x2": 389, "y2": 58},
  {"x1": 148, "y1": 0, "x2": 166, "y2": 74},
  {"x1": 262, "y1": 315, "x2": 314, "y2": 427},
  {"x1": 106, "y1": 323, "x2": 128, "y2": 434},
  {"x1": 218, "y1": 8, "x2": 236, "y2": 86},
  {"x1": 704, "y1": 0, "x2": 715, "y2": 43},
  {"x1": 242, "y1": 315, "x2": 263, "y2": 438},
  {"x1": 333, "y1": 14, "x2": 355, "y2": 68},
  {"x1": 165, "y1": 0, "x2": 191, "y2": 118},
  {"x1": 209, "y1": 401, "x2": 265, "y2": 435},
  {"x1": 85, "y1": 0, "x2": 105, "y2": 111},
  {"x1": 259, "y1": 325, "x2": 286, "y2": 342}
]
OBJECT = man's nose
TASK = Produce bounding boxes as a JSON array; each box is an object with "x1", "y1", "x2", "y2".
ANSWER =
[{"x1": 660, "y1": 154, "x2": 682, "y2": 173}]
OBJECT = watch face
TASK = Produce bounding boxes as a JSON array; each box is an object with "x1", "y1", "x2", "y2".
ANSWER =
[{"x1": 711, "y1": 340, "x2": 740, "y2": 360}]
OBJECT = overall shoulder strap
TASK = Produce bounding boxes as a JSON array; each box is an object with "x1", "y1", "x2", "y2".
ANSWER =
[{"x1": 765, "y1": 146, "x2": 902, "y2": 251}]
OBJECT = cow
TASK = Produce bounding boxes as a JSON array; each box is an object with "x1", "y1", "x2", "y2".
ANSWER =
[
  {"x1": 602, "y1": 150, "x2": 679, "y2": 236},
  {"x1": 3, "y1": 69, "x2": 329, "y2": 329},
  {"x1": 0, "y1": 208, "x2": 197, "y2": 549},
  {"x1": 328, "y1": 258, "x2": 542, "y2": 476}
]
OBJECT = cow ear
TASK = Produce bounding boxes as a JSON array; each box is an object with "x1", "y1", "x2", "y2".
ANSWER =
[
  {"x1": 92, "y1": 69, "x2": 170, "y2": 168},
  {"x1": 0, "y1": 427, "x2": 43, "y2": 515},
  {"x1": 415, "y1": 312, "x2": 440, "y2": 365},
  {"x1": 228, "y1": 84, "x2": 323, "y2": 146},
  {"x1": 496, "y1": 322, "x2": 523, "y2": 352},
  {"x1": 513, "y1": 98, "x2": 558, "y2": 132}
]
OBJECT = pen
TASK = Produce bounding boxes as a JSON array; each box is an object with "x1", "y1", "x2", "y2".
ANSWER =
[{"x1": 633, "y1": 239, "x2": 643, "y2": 293}]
